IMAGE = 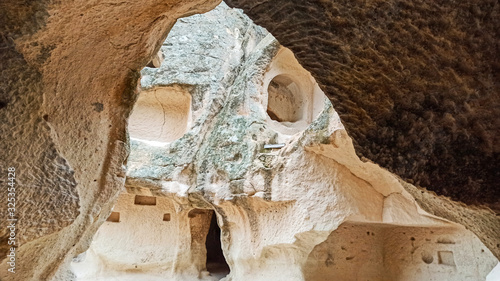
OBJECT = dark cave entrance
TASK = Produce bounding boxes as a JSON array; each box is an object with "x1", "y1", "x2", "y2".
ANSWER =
[{"x1": 205, "y1": 211, "x2": 230, "y2": 279}]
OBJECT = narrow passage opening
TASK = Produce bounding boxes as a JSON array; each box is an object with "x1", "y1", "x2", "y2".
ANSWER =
[{"x1": 205, "y1": 211, "x2": 230, "y2": 279}]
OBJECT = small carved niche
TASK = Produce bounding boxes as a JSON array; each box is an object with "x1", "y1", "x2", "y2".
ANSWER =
[
  {"x1": 438, "y1": 251, "x2": 456, "y2": 266},
  {"x1": 106, "y1": 212, "x2": 120, "y2": 223},
  {"x1": 163, "y1": 213, "x2": 171, "y2": 222},
  {"x1": 134, "y1": 195, "x2": 156, "y2": 206}
]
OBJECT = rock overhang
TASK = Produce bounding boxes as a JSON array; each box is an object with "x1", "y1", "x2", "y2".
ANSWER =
[
  {"x1": 79, "y1": 4, "x2": 499, "y2": 280},
  {"x1": 1, "y1": 0, "x2": 499, "y2": 280}
]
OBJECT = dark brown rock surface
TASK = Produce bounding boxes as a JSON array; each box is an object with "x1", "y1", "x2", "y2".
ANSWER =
[{"x1": 225, "y1": 0, "x2": 500, "y2": 210}]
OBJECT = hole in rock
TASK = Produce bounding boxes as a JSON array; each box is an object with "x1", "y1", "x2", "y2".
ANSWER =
[
  {"x1": 205, "y1": 211, "x2": 230, "y2": 278},
  {"x1": 128, "y1": 85, "x2": 191, "y2": 143},
  {"x1": 421, "y1": 251, "x2": 434, "y2": 264},
  {"x1": 267, "y1": 75, "x2": 304, "y2": 123},
  {"x1": 163, "y1": 213, "x2": 171, "y2": 221},
  {"x1": 437, "y1": 237, "x2": 455, "y2": 244},
  {"x1": 134, "y1": 195, "x2": 156, "y2": 206},
  {"x1": 189, "y1": 209, "x2": 230, "y2": 280},
  {"x1": 106, "y1": 212, "x2": 120, "y2": 222},
  {"x1": 263, "y1": 48, "x2": 326, "y2": 135}
]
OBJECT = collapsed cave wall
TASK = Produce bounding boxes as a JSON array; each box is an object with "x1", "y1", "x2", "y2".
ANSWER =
[{"x1": 224, "y1": 0, "x2": 500, "y2": 210}]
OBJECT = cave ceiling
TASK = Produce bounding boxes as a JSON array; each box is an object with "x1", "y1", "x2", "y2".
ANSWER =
[{"x1": 225, "y1": 0, "x2": 500, "y2": 210}]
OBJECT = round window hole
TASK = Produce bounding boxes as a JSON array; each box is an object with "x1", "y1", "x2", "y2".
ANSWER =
[
  {"x1": 421, "y1": 251, "x2": 434, "y2": 264},
  {"x1": 266, "y1": 75, "x2": 304, "y2": 123}
]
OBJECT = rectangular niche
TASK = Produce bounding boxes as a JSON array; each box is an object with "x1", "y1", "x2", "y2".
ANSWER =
[
  {"x1": 438, "y1": 251, "x2": 456, "y2": 266},
  {"x1": 106, "y1": 212, "x2": 120, "y2": 223},
  {"x1": 128, "y1": 86, "x2": 192, "y2": 143},
  {"x1": 134, "y1": 195, "x2": 156, "y2": 206},
  {"x1": 163, "y1": 213, "x2": 171, "y2": 221}
]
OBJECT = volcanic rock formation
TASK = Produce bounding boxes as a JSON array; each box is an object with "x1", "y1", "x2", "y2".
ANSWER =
[
  {"x1": 70, "y1": 4, "x2": 498, "y2": 281},
  {"x1": 0, "y1": 0, "x2": 221, "y2": 280},
  {"x1": 0, "y1": 0, "x2": 499, "y2": 280}
]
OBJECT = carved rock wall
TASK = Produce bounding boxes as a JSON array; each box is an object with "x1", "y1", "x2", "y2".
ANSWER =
[
  {"x1": 0, "y1": 0, "x2": 220, "y2": 280},
  {"x1": 0, "y1": 0, "x2": 498, "y2": 280},
  {"x1": 72, "y1": 4, "x2": 498, "y2": 280}
]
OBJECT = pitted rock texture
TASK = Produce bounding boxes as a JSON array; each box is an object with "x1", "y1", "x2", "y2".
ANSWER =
[
  {"x1": 225, "y1": 0, "x2": 500, "y2": 210},
  {"x1": 73, "y1": 4, "x2": 498, "y2": 280},
  {"x1": 0, "y1": 0, "x2": 220, "y2": 280},
  {"x1": 1, "y1": 0, "x2": 498, "y2": 280}
]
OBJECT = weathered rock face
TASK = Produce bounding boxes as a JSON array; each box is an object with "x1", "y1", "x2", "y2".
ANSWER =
[
  {"x1": 224, "y1": 0, "x2": 500, "y2": 211},
  {"x1": 0, "y1": 0, "x2": 220, "y2": 280},
  {"x1": 1, "y1": 0, "x2": 499, "y2": 280},
  {"x1": 72, "y1": 4, "x2": 498, "y2": 281}
]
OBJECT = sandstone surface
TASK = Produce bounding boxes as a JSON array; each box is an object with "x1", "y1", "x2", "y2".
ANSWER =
[
  {"x1": 0, "y1": 0, "x2": 498, "y2": 280},
  {"x1": 72, "y1": 4, "x2": 499, "y2": 280},
  {"x1": 225, "y1": 0, "x2": 500, "y2": 211}
]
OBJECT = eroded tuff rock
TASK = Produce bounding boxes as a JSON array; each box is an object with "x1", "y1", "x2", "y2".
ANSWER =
[
  {"x1": 0, "y1": 0, "x2": 220, "y2": 280},
  {"x1": 72, "y1": 5, "x2": 498, "y2": 281},
  {"x1": 224, "y1": 0, "x2": 500, "y2": 211},
  {"x1": 1, "y1": 0, "x2": 499, "y2": 280}
]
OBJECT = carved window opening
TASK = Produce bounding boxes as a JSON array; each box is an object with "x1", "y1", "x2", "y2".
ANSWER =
[
  {"x1": 267, "y1": 75, "x2": 304, "y2": 123},
  {"x1": 163, "y1": 213, "x2": 171, "y2": 221},
  {"x1": 438, "y1": 251, "x2": 456, "y2": 266},
  {"x1": 128, "y1": 85, "x2": 192, "y2": 144},
  {"x1": 263, "y1": 48, "x2": 326, "y2": 135}
]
